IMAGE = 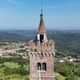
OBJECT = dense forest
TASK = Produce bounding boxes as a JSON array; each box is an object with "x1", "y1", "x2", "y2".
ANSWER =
[{"x1": 0, "y1": 30, "x2": 80, "y2": 57}]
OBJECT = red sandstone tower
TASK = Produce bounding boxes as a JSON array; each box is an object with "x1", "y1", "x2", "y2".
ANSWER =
[
  {"x1": 28, "y1": 12, "x2": 55, "y2": 80},
  {"x1": 28, "y1": 1, "x2": 55, "y2": 80}
]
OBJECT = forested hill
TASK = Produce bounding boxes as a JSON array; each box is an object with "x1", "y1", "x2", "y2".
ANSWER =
[{"x1": 0, "y1": 30, "x2": 80, "y2": 57}]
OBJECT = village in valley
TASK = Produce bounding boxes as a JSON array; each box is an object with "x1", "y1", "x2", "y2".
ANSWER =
[{"x1": 0, "y1": 41, "x2": 80, "y2": 63}]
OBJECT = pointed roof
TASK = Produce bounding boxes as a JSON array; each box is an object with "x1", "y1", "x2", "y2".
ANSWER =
[{"x1": 37, "y1": 14, "x2": 46, "y2": 34}]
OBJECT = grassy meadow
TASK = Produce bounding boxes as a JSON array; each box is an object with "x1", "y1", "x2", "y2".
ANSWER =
[{"x1": 0, "y1": 54, "x2": 29, "y2": 80}]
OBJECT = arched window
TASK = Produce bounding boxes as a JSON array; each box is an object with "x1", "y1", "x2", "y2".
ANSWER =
[
  {"x1": 37, "y1": 63, "x2": 41, "y2": 70},
  {"x1": 40, "y1": 34, "x2": 44, "y2": 43},
  {"x1": 42, "y1": 63, "x2": 47, "y2": 71}
]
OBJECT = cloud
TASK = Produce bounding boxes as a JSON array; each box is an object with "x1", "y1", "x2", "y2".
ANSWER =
[
  {"x1": 3, "y1": 0, "x2": 24, "y2": 5},
  {"x1": 44, "y1": 2, "x2": 79, "y2": 10}
]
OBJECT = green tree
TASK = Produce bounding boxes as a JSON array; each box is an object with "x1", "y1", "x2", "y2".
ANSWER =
[
  {"x1": 4, "y1": 67, "x2": 12, "y2": 75},
  {"x1": 65, "y1": 75, "x2": 80, "y2": 80},
  {"x1": 54, "y1": 62, "x2": 73, "y2": 77},
  {"x1": 17, "y1": 67, "x2": 28, "y2": 75}
]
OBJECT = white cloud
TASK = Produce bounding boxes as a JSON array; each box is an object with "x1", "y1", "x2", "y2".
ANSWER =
[{"x1": 3, "y1": 0, "x2": 24, "y2": 5}]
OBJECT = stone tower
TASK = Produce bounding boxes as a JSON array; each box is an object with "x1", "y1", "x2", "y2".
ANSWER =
[{"x1": 28, "y1": 4, "x2": 55, "y2": 79}]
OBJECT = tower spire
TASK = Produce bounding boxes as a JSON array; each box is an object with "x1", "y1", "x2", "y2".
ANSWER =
[{"x1": 37, "y1": 0, "x2": 48, "y2": 43}]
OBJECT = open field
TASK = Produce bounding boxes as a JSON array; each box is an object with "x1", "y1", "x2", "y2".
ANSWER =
[
  {"x1": 0, "y1": 75, "x2": 29, "y2": 80},
  {"x1": 3, "y1": 62, "x2": 21, "y2": 69},
  {"x1": 0, "y1": 54, "x2": 29, "y2": 80}
]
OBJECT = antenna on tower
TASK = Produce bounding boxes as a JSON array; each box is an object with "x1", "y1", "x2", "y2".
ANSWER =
[
  {"x1": 41, "y1": 0, "x2": 43, "y2": 14},
  {"x1": 40, "y1": 0, "x2": 43, "y2": 16}
]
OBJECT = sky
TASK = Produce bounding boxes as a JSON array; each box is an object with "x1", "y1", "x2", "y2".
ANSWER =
[{"x1": 0, "y1": 0, "x2": 80, "y2": 30}]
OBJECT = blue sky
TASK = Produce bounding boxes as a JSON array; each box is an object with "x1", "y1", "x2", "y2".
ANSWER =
[{"x1": 0, "y1": 0, "x2": 80, "y2": 30}]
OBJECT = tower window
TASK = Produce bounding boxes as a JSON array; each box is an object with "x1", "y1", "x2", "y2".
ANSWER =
[
  {"x1": 37, "y1": 63, "x2": 41, "y2": 70},
  {"x1": 42, "y1": 63, "x2": 47, "y2": 71},
  {"x1": 40, "y1": 34, "x2": 44, "y2": 43},
  {"x1": 37, "y1": 62, "x2": 47, "y2": 71}
]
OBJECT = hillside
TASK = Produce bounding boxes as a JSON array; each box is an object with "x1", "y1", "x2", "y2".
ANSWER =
[{"x1": 0, "y1": 30, "x2": 80, "y2": 57}]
